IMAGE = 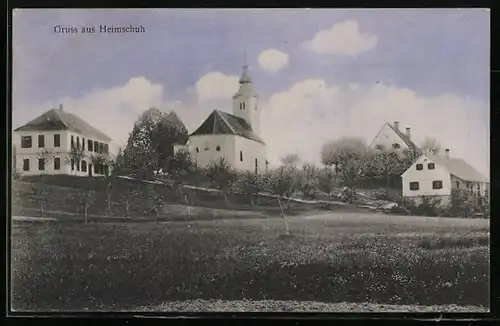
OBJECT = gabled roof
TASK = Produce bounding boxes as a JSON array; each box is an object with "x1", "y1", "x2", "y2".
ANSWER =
[
  {"x1": 386, "y1": 123, "x2": 418, "y2": 151},
  {"x1": 189, "y1": 110, "x2": 265, "y2": 144},
  {"x1": 426, "y1": 154, "x2": 489, "y2": 183},
  {"x1": 14, "y1": 108, "x2": 112, "y2": 141}
]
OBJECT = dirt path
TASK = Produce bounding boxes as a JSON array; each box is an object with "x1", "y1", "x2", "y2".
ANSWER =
[{"x1": 139, "y1": 299, "x2": 488, "y2": 312}]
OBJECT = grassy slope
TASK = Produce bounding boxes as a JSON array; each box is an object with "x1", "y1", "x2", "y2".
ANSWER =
[{"x1": 11, "y1": 214, "x2": 489, "y2": 312}]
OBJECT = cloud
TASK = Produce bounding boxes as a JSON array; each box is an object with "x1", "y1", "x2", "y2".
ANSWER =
[
  {"x1": 258, "y1": 48, "x2": 289, "y2": 73},
  {"x1": 303, "y1": 20, "x2": 378, "y2": 56},
  {"x1": 261, "y1": 80, "x2": 489, "y2": 176},
  {"x1": 13, "y1": 77, "x2": 167, "y2": 153},
  {"x1": 13, "y1": 75, "x2": 489, "y2": 178},
  {"x1": 195, "y1": 71, "x2": 239, "y2": 101}
]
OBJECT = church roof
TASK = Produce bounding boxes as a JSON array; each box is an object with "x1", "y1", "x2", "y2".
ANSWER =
[
  {"x1": 239, "y1": 65, "x2": 252, "y2": 84},
  {"x1": 189, "y1": 110, "x2": 265, "y2": 144},
  {"x1": 14, "y1": 108, "x2": 112, "y2": 141}
]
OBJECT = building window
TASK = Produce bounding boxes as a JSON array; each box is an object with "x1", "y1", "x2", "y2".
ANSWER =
[
  {"x1": 94, "y1": 141, "x2": 98, "y2": 153},
  {"x1": 104, "y1": 144, "x2": 108, "y2": 154},
  {"x1": 88, "y1": 139, "x2": 93, "y2": 151},
  {"x1": 456, "y1": 181, "x2": 460, "y2": 189},
  {"x1": 100, "y1": 143, "x2": 104, "y2": 153},
  {"x1": 104, "y1": 165, "x2": 109, "y2": 176},
  {"x1": 54, "y1": 157, "x2": 61, "y2": 170},
  {"x1": 409, "y1": 182, "x2": 419, "y2": 191},
  {"x1": 255, "y1": 158, "x2": 258, "y2": 174},
  {"x1": 54, "y1": 134, "x2": 61, "y2": 147},
  {"x1": 432, "y1": 180, "x2": 443, "y2": 189},
  {"x1": 392, "y1": 143, "x2": 400, "y2": 149},
  {"x1": 77, "y1": 136, "x2": 80, "y2": 148},
  {"x1": 21, "y1": 136, "x2": 32, "y2": 148},
  {"x1": 71, "y1": 159, "x2": 75, "y2": 171},
  {"x1": 216, "y1": 146, "x2": 221, "y2": 151},
  {"x1": 23, "y1": 159, "x2": 30, "y2": 171},
  {"x1": 76, "y1": 160, "x2": 80, "y2": 171},
  {"x1": 38, "y1": 135, "x2": 45, "y2": 148},
  {"x1": 82, "y1": 160, "x2": 87, "y2": 172},
  {"x1": 416, "y1": 164, "x2": 423, "y2": 171},
  {"x1": 196, "y1": 147, "x2": 199, "y2": 153},
  {"x1": 82, "y1": 138, "x2": 85, "y2": 151},
  {"x1": 240, "y1": 150, "x2": 243, "y2": 162},
  {"x1": 376, "y1": 144, "x2": 384, "y2": 150},
  {"x1": 428, "y1": 163, "x2": 435, "y2": 170},
  {"x1": 38, "y1": 158, "x2": 45, "y2": 171},
  {"x1": 71, "y1": 135, "x2": 74, "y2": 147}
]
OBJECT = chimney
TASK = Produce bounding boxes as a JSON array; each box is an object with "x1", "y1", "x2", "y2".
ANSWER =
[
  {"x1": 445, "y1": 149, "x2": 450, "y2": 158},
  {"x1": 405, "y1": 127, "x2": 411, "y2": 139},
  {"x1": 59, "y1": 103, "x2": 63, "y2": 111},
  {"x1": 394, "y1": 121, "x2": 399, "y2": 131}
]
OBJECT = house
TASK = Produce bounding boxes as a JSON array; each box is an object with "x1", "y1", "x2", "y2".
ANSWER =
[
  {"x1": 370, "y1": 121, "x2": 418, "y2": 153},
  {"x1": 174, "y1": 65, "x2": 268, "y2": 173},
  {"x1": 401, "y1": 149, "x2": 489, "y2": 206},
  {"x1": 13, "y1": 104, "x2": 112, "y2": 177}
]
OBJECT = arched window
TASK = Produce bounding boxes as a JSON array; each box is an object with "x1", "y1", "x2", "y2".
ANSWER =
[
  {"x1": 240, "y1": 150, "x2": 243, "y2": 162},
  {"x1": 242, "y1": 102, "x2": 246, "y2": 110},
  {"x1": 196, "y1": 147, "x2": 199, "y2": 153}
]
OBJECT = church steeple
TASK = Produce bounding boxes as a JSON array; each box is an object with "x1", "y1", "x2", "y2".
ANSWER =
[{"x1": 232, "y1": 64, "x2": 260, "y2": 135}]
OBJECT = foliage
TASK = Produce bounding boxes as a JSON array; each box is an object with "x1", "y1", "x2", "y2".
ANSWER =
[
  {"x1": 145, "y1": 184, "x2": 164, "y2": 219},
  {"x1": 67, "y1": 142, "x2": 85, "y2": 169},
  {"x1": 268, "y1": 165, "x2": 299, "y2": 200},
  {"x1": 37, "y1": 149, "x2": 55, "y2": 165},
  {"x1": 296, "y1": 163, "x2": 320, "y2": 199},
  {"x1": 166, "y1": 150, "x2": 196, "y2": 185},
  {"x1": 280, "y1": 153, "x2": 300, "y2": 167},
  {"x1": 11, "y1": 219, "x2": 489, "y2": 311},
  {"x1": 316, "y1": 166, "x2": 339, "y2": 199},
  {"x1": 111, "y1": 147, "x2": 128, "y2": 176},
  {"x1": 205, "y1": 158, "x2": 238, "y2": 202},
  {"x1": 122, "y1": 108, "x2": 188, "y2": 179},
  {"x1": 91, "y1": 153, "x2": 113, "y2": 176},
  {"x1": 420, "y1": 137, "x2": 442, "y2": 155},
  {"x1": 236, "y1": 171, "x2": 265, "y2": 206}
]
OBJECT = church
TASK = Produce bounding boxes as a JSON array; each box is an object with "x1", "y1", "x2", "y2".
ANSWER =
[{"x1": 174, "y1": 65, "x2": 268, "y2": 174}]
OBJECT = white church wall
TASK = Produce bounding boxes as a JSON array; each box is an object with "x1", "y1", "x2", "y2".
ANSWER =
[
  {"x1": 188, "y1": 134, "x2": 236, "y2": 169},
  {"x1": 233, "y1": 136, "x2": 267, "y2": 174}
]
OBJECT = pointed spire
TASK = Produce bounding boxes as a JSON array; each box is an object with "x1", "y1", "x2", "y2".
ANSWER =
[{"x1": 239, "y1": 64, "x2": 252, "y2": 84}]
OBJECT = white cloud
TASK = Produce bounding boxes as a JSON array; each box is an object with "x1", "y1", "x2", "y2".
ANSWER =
[
  {"x1": 261, "y1": 80, "x2": 489, "y2": 176},
  {"x1": 195, "y1": 71, "x2": 239, "y2": 101},
  {"x1": 13, "y1": 75, "x2": 489, "y2": 178},
  {"x1": 303, "y1": 20, "x2": 378, "y2": 56},
  {"x1": 258, "y1": 48, "x2": 289, "y2": 73}
]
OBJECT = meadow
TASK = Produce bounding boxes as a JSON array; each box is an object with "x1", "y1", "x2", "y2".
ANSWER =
[{"x1": 10, "y1": 213, "x2": 490, "y2": 312}]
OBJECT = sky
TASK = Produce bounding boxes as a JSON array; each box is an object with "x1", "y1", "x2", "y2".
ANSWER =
[{"x1": 12, "y1": 9, "x2": 490, "y2": 176}]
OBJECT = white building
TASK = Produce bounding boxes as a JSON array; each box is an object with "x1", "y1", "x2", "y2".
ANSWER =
[
  {"x1": 174, "y1": 65, "x2": 268, "y2": 173},
  {"x1": 401, "y1": 149, "x2": 489, "y2": 206},
  {"x1": 13, "y1": 104, "x2": 112, "y2": 177},
  {"x1": 369, "y1": 121, "x2": 418, "y2": 153}
]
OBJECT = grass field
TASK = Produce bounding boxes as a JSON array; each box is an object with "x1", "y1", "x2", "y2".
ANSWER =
[{"x1": 10, "y1": 212, "x2": 490, "y2": 312}]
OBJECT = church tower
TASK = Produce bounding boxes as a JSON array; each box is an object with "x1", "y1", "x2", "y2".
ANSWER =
[{"x1": 232, "y1": 65, "x2": 260, "y2": 135}]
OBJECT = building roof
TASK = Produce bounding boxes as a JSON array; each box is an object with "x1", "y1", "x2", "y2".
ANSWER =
[
  {"x1": 189, "y1": 110, "x2": 265, "y2": 144},
  {"x1": 14, "y1": 108, "x2": 112, "y2": 141},
  {"x1": 427, "y1": 154, "x2": 489, "y2": 183},
  {"x1": 386, "y1": 123, "x2": 418, "y2": 151},
  {"x1": 239, "y1": 65, "x2": 252, "y2": 84}
]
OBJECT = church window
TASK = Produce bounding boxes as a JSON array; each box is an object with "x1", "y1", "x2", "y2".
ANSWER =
[
  {"x1": 243, "y1": 102, "x2": 246, "y2": 110},
  {"x1": 392, "y1": 143, "x2": 400, "y2": 149},
  {"x1": 216, "y1": 146, "x2": 221, "y2": 151},
  {"x1": 240, "y1": 150, "x2": 243, "y2": 162},
  {"x1": 196, "y1": 147, "x2": 199, "y2": 153}
]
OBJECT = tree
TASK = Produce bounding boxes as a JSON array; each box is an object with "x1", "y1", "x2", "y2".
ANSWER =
[
  {"x1": 320, "y1": 137, "x2": 370, "y2": 198},
  {"x1": 145, "y1": 184, "x2": 164, "y2": 223},
  {"x1": 317, "y1": 165, "x2": 338, "y2": 200},
  {"x1": 281, "y1": 153, "x2": 300, "y2": 167},
  {"x1": 82, "y1": 190, "x2": 95, "y2": 223},
  {"x1": 165, "y1": 150, "x2": 196, "y2": 188},
  {"x1": 90, "y1": 153, "x2": 112, "y2": 176},
  {"x1": 205, "y1": 158, "x2": 238, "y2": 204},
  {"x1": 123, "y1": 108, "x2": 188, "y2": 179},
  {"x1": 420, "y1": 137, "x2": 442, "y2": 155},
  {"x1": 111, "y1": 147, "x2": 128, "y2": 176},
  {"x1": 267, "y1": 166, "x2": 299, "y2": 236},
  {"x1": 67, "y1": 142, "x2": 84, "y2": 174},
  {"x1": 296, "y1": 163, "x2": 320, "y2": 200},
  {"x1": 37, "y1": 149, "x2": 55, "y2": 175},
  {"x1": 237, "y1": 171, "x2": 266, "y2": 206},
  {"x1": 32, "y1": 184, "x2": 49, "y2": 217}
]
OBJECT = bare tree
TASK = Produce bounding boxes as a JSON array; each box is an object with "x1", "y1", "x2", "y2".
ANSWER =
[
  {"x1": 281, "y1": 153, "x2": 300, "y2": 167},
  {"x1": 37, "y1": 149, "x2": 55, "y2": 175},
  {"x1": 67, "y1": 143, "x2": 84, "y2": 175},
  {"x1": 420, "y1": 136, "x2": 442, "y2": 155},
  {"x1": 82, "y1": 190, "x2": 96, "y2": 223},
  {"x1": 32, "y1": 183, "x2": 50, "y2": 217}
]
